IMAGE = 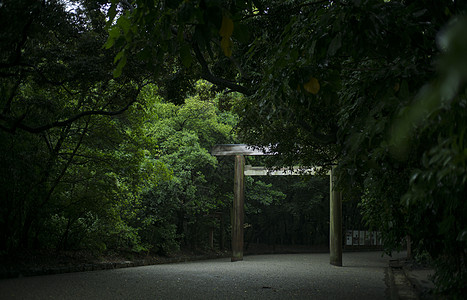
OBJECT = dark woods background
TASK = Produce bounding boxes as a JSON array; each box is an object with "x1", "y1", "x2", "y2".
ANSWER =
[{"x1": 1, "y1": 0, "x2": 466, "y2": 297}]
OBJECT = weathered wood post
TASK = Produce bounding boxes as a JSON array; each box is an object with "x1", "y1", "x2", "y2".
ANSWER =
[
  {"x1": 209, "y1": 227, "x2": 214, "y2": 249},
  {"x1": 406, "y1": 235, "x2": 412, "y2": 259},
  {"x1": 232, "y1": 154, "x2": 245, "y2": 261},
  {"x1": 329, "y1": 167, "x2": 343, "y2": 266},
  {"x1": 211, "y1": 144, "x2": 266, "y2": 262}
]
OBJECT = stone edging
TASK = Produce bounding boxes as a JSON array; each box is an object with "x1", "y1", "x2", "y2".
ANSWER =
[
  {"x1": 0, "y1": 253, "x2": 232, "y2": 279},
  {"x1": 388, "y1": 259, "x2": 419, "y2": 300}
]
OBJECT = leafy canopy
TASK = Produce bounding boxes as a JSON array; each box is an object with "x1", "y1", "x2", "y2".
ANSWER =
[{"x1": 104, "y1": 0, "x2": 467, "y2": 296}]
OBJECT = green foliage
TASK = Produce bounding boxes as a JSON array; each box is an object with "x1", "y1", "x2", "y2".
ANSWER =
[
  {"x1": 0, "y1": 0, "x2": 170, "y2": 253},
  {"x1": 245, "y1": 178, "x2": 286, "y2": 209},
  {"x1": 136, "y1": 83, "x2": 239, "y2": 252},
  {"x1": 102, "y1": 0, "x2": 467, "y2": 295},
  {"x1": 390, "y1": 17, "x2": 467, "y2": 297},
  {"x1": 2, "y1": 1, "x2": 466, "y2": 296}
]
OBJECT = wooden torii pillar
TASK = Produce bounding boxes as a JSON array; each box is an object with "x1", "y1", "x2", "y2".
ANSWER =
[
  {"x1": 212, "y1": 144, "x2": 265, "y2": 261},
  {"x1": 329, "y1": 167, "x2": 342, "y2": 266},
  {"x1": 211, "y1": 144, "x2": 342, "y2": 266}
]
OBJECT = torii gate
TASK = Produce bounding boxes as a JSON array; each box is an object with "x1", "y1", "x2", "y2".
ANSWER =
[{"x1": 211, "y1": 144, "x2": 343, "y2": 266}]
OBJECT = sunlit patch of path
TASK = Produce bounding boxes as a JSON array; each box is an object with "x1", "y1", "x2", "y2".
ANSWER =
[{"x1": 0, "y1": 251, "x2": 406, "y2": 299}]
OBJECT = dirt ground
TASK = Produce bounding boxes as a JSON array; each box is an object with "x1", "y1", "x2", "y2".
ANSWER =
[{"x1": 0, "y1": 243, "x2": 329, "y2": 279}]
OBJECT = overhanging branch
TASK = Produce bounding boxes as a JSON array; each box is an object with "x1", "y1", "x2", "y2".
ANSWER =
[
  {"x1": 0, "y1": 99, "x2": 138, "y2": 134},
  {"x1": 192, "y1": 43, "x2": 254, "y2": 96}
]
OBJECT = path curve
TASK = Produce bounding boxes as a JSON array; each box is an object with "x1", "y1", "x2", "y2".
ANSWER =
[{"x1": 0, "y1": 251, "x2": 406, "y2": 299}]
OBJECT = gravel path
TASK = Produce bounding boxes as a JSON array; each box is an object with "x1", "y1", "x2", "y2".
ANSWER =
[{"x1": 0, "y1": 251, "x2": 406, "y2": 300}]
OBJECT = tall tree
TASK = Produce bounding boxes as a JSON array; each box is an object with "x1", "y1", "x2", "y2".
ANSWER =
[
  {"x1": 0, "y1": 0, "x2": 166, "y2": 252},
  {"x1": 137, "y1": 83, "x2": 240, "y2": 252}
]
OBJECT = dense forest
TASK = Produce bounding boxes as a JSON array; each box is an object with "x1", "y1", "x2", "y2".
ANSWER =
[{"x1": 1, "y1": 0, "x2": 466, "y2": 297}]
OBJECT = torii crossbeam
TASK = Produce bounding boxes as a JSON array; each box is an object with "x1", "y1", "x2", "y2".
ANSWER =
[{"x1": 211, "y1": 144, "x2": 342, "y2": 266}]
